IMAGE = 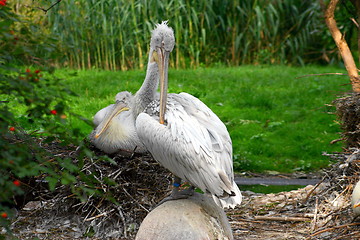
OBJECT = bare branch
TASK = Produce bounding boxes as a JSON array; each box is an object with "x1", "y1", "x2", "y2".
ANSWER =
[
  {"x1": 254, "y1": 216, "x2": 311, "y2": 222},
  {"x1": 323, "y1": 0, "x2": 360, "y2": 92},
  {"x1": 309, "y1": 222, "x2": 360, "y2": 238},
  {"x1": 36, "y1": 0, "x2": 62, "y2": 14},
  {"x1": 350, "y1": 18, "x2": 359, "y2": 29}
]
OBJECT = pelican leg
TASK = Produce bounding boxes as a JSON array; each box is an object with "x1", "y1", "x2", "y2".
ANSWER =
[
  {"x1": 171, "y1": 176, "x2": 195, "y2": 198},
  {"x1": 157, "y1": 176, "x2": 195, "y2": 206}
]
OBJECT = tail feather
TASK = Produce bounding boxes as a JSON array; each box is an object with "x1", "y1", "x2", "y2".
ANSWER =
[{"x1": 213, "y1": 181, "x2": 242, "y2": 209}]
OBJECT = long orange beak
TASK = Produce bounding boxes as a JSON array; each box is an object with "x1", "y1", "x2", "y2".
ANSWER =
[
  {"x1": 154, "y1": 47, "x2": 169, "y2": 125},
  {"x1": 94, "y1": 101, "x2": 129, "y2": 138}
]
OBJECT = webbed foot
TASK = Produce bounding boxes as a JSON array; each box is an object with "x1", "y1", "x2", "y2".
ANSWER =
[
  {"x1": 156, "y1": 176, "x2": 196, "y2": 207},
  {"x1": 157, "y1": 186, "x2": 195, "y2": 207}
]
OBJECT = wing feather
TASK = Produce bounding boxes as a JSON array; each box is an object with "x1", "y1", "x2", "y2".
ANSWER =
[{"x1": 136, "y1": 93, "x2": 241, "y2": 208}]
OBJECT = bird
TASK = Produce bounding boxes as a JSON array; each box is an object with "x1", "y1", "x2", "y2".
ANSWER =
[
  {"x1": 89, "y1": 91, "x2": 147, "y2": 154},
  {"x1": 135, "y1": 22, "x2": 242, "y2": 209},
  {"x1": 89, "y1": 22, "x2": 174, "y2": 154},
  {"x1": 352, "y1": 180, "x2": 360, "y2": 219},
  {"x1": 89, "y1": 21, "x2": 172, "y2": 154},
  {"x1": 91, "y1": 21, "x2": 241, "y2": 208}
]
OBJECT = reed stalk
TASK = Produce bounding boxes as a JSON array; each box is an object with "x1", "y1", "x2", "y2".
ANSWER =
[{"x1": 20, "y1": 0, "x2": 328, "y2": 69}]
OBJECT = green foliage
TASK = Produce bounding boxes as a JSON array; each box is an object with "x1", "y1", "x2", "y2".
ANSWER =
[
  {"x1": 0, "y1": 2, "x2": 104, "y2": 234},
  {"x1": 56, "y1": 65, "x2": 349, "y2": 173},
  {"x1": 25, "y1": 0, "x2": 338, "y2": 69}
]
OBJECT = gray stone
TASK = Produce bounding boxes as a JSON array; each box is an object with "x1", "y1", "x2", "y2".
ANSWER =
[{"x1": 135, "y1": 193, "x2": 233, "y2": 240}]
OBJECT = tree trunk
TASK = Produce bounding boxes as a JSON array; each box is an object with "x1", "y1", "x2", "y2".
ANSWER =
[{"x1": 323, "y1": 0, "x2": 360, "y2": 92}]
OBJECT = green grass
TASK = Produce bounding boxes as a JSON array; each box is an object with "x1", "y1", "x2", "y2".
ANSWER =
[{"x1": 55, "y1": 65, "x2": 349, "y2": 173}]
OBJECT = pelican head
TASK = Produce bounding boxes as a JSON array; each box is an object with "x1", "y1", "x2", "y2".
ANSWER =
[
  {"x1": 94, "y1": 91, "x2": 132, "y2": 139},
  {"x1": 149, "y1": 21, "x2": 175, "y2": 124},
  {"x1": 150, "y1": 21, "x2": 175, "y2": 53},
  {"x1": 91, "y1": 91, "x2": 147, "y2": 154},
  {"x1": 115, "y1": 91, "x2": 132, "y2": 104}
]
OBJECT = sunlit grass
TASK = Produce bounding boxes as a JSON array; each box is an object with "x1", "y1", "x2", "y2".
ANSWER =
[{"x1": 56, "y1": 65, "x2": 349, "y2": 173}]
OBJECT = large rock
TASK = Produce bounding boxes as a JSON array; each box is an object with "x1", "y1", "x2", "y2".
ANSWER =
[{"x1": 135, "y1": 193, "x2": 233, "y2": 240}]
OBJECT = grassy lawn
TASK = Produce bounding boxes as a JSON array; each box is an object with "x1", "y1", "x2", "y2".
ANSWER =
[{"x1": 55, "y1": 65, "x2": 349, "y2": 173}]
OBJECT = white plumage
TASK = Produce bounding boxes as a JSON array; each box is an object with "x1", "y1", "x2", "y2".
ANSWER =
[
  {"x1": 352, "y1": 180, "x2": 360, "y2": 218},
  {"x1": 137, "y1": 93, "x2": 242, "y2": 208},
  {"x1": 90, "y1": 91, "x2": 146, "y2": 154},
  {"x1": 90, "y1": 21, "x2": 242, "y2": 208}
]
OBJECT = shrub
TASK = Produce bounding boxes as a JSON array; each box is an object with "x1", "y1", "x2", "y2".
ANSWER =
[{"x1": 0, "y1": 2, "x2": 99, "y2": 234}]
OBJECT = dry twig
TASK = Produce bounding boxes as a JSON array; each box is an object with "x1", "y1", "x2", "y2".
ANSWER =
[
  {"x1": 254, "y1": 216, "x2": 311, "y2": 222},
  {"x1": 308, "y1": 222, "x2": 360, "y2": 238}
]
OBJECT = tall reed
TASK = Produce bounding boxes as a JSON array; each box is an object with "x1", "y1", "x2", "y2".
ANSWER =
[{"x1": 20, "y1": 0, "x2": 327, "y2": 69}]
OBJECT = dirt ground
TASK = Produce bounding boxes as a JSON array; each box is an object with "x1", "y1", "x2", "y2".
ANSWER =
[
  {"x1": 3, "y1": 142, "x2": 360, "y2": 239},
  {"x1": 229, "y1": 185, "x2": 359, "y2": 240},
  {"x1": 8, "y1": 182, "x2": 360, "y2": 240}
]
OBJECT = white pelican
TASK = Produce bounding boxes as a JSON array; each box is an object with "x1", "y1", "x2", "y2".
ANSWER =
[
  {"x1": 352, "y1": 180, "x2": 360, "y2": 218},
  {"x1": 135, "y1": 22, "x2": 242, "y2": 209},
  {"x1": 90, "y1": 91, "x2": 147, "y2": 154},
  {"x1": 92, "y1": 21, "x2": 241, "y2": 208},
  {"x1": 90, "y1": 22, "x2": 175, "y2": 154}
]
